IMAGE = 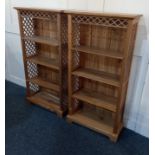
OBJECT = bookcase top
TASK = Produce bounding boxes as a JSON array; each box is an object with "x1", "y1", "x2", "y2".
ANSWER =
[{"x1": 14, "y1": 7, "x2": 142, "y2": 19}]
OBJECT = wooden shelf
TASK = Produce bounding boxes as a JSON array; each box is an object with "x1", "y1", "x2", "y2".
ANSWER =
[
  {"x1": 67, "y1": 109, "x2": 122, "y2": 141},
  {"x1": 72, "y1": 89, "x2": 117, "y2": 112},
  {"x1": 67, "y1": 109, "x2": 114, "y2": 137},
  {"x1": 72, "y1": 68, "x2": 120, "y2": 87},
  {"x1": 27, "y1": 91, "x2": 62, "y2": 115},
  {"x1": 72, "y1": 46, "x2": 123, "y2": 59},
  {"x1": 32, "y1": 16, "x2": 50, "y2": 20},
  {"x1": 23, "y1": 36, "x2": 59, "y2": 46},
  {"x1": 27, "y1": 55, "x2": 59, "y2": 70},
  {"x1": 27, "y1": 77, "x2": 60, "y2": 92}
]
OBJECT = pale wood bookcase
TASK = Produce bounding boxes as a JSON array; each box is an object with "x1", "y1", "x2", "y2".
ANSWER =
[
  {"x1": 15, "y1": 7, "x2": 141, "y2": 142},
  {"x1": 66, "y1": 11, "x2": 141, "y2": 141},
  {"x1": 15, "y1": 8, "x2": 68, "y2": 117}
]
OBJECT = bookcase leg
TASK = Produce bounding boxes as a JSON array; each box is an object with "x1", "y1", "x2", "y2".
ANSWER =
[
  {"x1": 109, "y1": 136, "x2": 118, "y2": 143},
  {"x1": 27, "y1": 98, "x2": 33, "y2": 105},
  {"x1": 57, "y1": 112, "x2": 63, "y2": 118},
  {"x1": 66, "y1": 117, "x2": 73, "y2": 124}
]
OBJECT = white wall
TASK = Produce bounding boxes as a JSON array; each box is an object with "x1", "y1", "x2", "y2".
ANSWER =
[{"x1": 5, "y1": 0, "x2": 149, "y2": 137}]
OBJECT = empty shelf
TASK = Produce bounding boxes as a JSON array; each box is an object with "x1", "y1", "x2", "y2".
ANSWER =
[
  {"x1": 27, "y1": 55, "x2": 59, "y2": 70},
  {"x1": 72, "y1": 46, "x2": 123, "y2": 59},
  {"x1": 67, "y1": 109, "x2": 113, "y2": 137},
  {"x1": 72, "y1": 68, "x2": 120, "y2": 87},
  {"x1": 32, "y1": 17, "x2": 50, "y2": 20},
  {"x1": 73, "y1": 89, "x2": 117, "y2": 112},
  {"x1": 23, "y1": 36, "x2": 59, "y2": 46},
  {"x1": 27, "y1": 91, "x2": 62, "y2": 114},
  {"x1": 28, "y1": 77, "x2": 60, "y2": 92}
]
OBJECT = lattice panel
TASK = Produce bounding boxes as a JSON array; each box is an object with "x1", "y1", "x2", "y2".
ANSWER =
[
  {"x1": 72, "y1": 51, "x2": 80, "y2": 69},
  {"x1": 20, "y1": 11, "x2": 57, "y2": 37},
  {"x1": 29, "y1": 82, "x2": 39, "y2": 93},
  {"x1": 22, "y1": 16, "x2": 34, "y2": 37},
  {"x1": 72, "y1": 76, "x2": 80, "y2": 92},
  {"x1": 72, "y1": 15, "x2": 129, "y2": 28},
  {"x1": 72, "y1": 98, "x2": 80, "y2": 111},
  {"x1": 72, "y1": 23, "x2": 80, "y2": 69},
  {"x1": 71, "y1": 20, "x2": 81, "y2": 111},
  {"x1": 26, "y1": 61, "x2": 38, "y2": 79},
  {"x1": 24, "y1": 40, "x2": 37, "y2": 57},
  {"x1": 61, "y1": 45, "x2": 68, "y2": 67},
  {"x1": 72, "y1": 23, "x2": 80, "y2": 47}
]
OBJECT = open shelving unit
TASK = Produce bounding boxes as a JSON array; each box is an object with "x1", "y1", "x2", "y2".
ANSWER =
[
  {"x1": 15, "y1": 7, "x2": 141, "y2": 142},
  {"x1": 72, "y1": 46, "x2": 124, "y2": 59},
  {"x1": 67, "y1": 11, "x2": 141, "y2": 141},
  {"x1": 16, "y1": 8, "x2": 68, "y2": 116},
  {"x1": 27, "y1": 55, "x2": 59, "y2": 70}
]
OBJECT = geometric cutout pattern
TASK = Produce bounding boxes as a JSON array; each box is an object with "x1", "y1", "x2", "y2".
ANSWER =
[
  {"x1": 20, "y1": 10, "x2": 57, "y2": 37},
  {"x1": 72, "y1": 76, "x2": 80, "y2": 92},
  {"x1": 72, "y1": 51, "x2": 80, "y2": 69},
  {"x1": 72, "y1": 15, "x2": 129, "y2": 29},
  {"x1": 72, "y1": 23, "x2": 80, "y2": 47},
  {"x1": 26, "y1": 61, "x2": 38, "y2": 79},
  {"x1": 29, "y1": 82, "x2": 39, "y2": 93},
  {"x1": 24, "y1": 40, "x2": 37, "y2": 57}
]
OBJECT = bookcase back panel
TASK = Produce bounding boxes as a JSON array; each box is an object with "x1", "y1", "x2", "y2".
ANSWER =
[
  {"x1": 82, "y1": 104, "x2": 114, "y2": 127},
  {"x1": 76, "y1": 24, "x2": 126, "y2": 54},
  {"x1": 38, "y1": 66, "x2": 59, "y2": 84},
  {"x1": 83, "y1": 79, "x2": 119, "y2": 98},
  {"x1": 72, "y1": 51, "x2": 121, "y2": 76},
  {"x1": 34, "y1": 18, "x2": 57, "y2": 39},
  {"x1": 81, "y1": 53, "x2": 121, "y2": 76},
  {"x1": 72, "y1": 76, "x2": 118, "y2": 98},
  {"x1": 78, "y1": 24, "x2": 91, "y2": 46},
  {"x1": 37, "y1": 44, "x2": 58, "y2": 59},
  {"x1": 91, "y1": 26, "x2": 126, "y2": 52}
]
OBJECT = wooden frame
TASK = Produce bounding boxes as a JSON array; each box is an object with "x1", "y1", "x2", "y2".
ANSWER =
[
  {"x1": 15, "y1": 8, "x2": 68, "y2": 117},
  {"x1": 15, "y1": 7, "x2": 141, "y2": 142},
  {"x1": 66, "y1": 11, "x2": 141, "y2": 142}
]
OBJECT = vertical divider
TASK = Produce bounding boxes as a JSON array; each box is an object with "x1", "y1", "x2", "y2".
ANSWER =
[
  {"x1": 57, "y1": 13, "x2": 62, "y2": 110},
  {"x1": 68, "y1": 14, "x2": 73, "y2": 114}
]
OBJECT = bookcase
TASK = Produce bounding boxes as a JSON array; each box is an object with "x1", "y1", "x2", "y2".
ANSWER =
[
  {"x1": 16, "y1": 8, "x2": 68, "y2": 117},
  {"x1": 15, "y1": 7, "x2": 141, "y2": 142},
  {"x1": 66, "y1": 11, "x2": 141, "y2": 141}
]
